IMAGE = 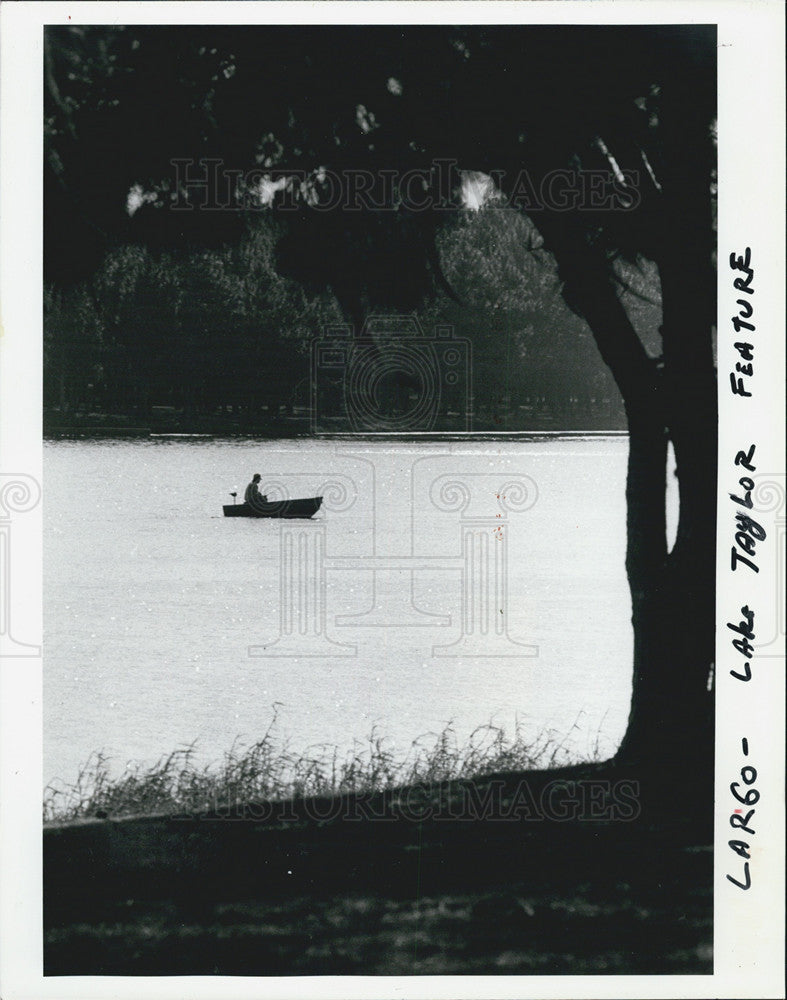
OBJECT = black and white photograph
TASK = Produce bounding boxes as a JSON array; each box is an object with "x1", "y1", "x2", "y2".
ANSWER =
[{"x1": 0, "y1": 2, "x2": 784, "y2": 996}]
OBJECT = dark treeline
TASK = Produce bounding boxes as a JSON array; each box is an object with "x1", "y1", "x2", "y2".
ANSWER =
[
  {"x1": 44, "y1": 218, "x2": 341, "y2": 430},
  {"x1": 44, "y1": 204, "x2": 646, "y2": 433}
]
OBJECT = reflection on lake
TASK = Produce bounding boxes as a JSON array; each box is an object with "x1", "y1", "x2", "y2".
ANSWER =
[{"x1": 44, "y1": 435, "x2": 637, "y2": 788}]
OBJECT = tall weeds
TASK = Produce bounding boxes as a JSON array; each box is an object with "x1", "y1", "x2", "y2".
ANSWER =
[{"x1": 43, "y1": 712, "x2": 605, "y2": 823}]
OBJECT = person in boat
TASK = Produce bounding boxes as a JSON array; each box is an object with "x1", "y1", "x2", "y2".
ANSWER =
[{"x1": 244, "y1": 473, "x2": 266, "y2": 508}]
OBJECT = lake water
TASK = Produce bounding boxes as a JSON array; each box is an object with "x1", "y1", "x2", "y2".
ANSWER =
[{"x1": 44, "y1": 435, "x2": 643, "y2": 789}]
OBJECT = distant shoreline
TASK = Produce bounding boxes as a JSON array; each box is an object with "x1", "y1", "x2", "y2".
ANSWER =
[{"x1": 45, "y1": 428, "x2": 630, "y2": 442}]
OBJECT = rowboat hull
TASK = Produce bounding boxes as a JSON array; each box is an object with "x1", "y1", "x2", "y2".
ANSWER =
[{"x1": 223, "y1": 497, "x2": 323, "y2": 519}]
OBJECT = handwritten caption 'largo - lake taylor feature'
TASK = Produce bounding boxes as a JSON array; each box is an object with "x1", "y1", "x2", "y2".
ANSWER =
[{"x1": 725, "y1": 249, "x2": 767, "y2": 893}]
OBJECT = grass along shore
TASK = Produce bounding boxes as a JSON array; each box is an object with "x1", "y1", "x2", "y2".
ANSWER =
[{"x1": 43, "y1": 713, "x2": 609, "y2": 824}]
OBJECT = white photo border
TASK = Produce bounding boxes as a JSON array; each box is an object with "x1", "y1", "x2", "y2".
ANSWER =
[{"x1": 1, "y1": 2, "x2": 784, "y2": 998}]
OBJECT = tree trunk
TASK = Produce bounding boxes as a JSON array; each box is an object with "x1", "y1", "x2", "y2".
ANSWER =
[
  {"x1": 528, "y1": 207, "x2": 714, "y2": 811},
  {"x1": 621, "y1": 62, "x2": 718, "y2": 791}
]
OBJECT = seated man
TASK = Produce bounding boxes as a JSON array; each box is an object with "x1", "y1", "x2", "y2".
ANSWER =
[{"x1": 244, "y1": 473, "x2": 266, "y2": 507}]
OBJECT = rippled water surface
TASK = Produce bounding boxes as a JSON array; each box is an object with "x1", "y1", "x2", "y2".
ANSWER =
[{"x1": 44, "y1": 435, "x2": 640, "y2": 787}]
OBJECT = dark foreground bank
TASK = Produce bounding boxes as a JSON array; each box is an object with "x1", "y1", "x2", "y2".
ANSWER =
[{"x1": 44, "y1": 764, "x2": 712, "y2": 976}]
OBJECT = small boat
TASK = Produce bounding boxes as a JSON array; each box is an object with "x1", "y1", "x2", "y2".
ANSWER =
[{"x1": 223, "y1": 496, "x2": 323, "y2": 519}]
